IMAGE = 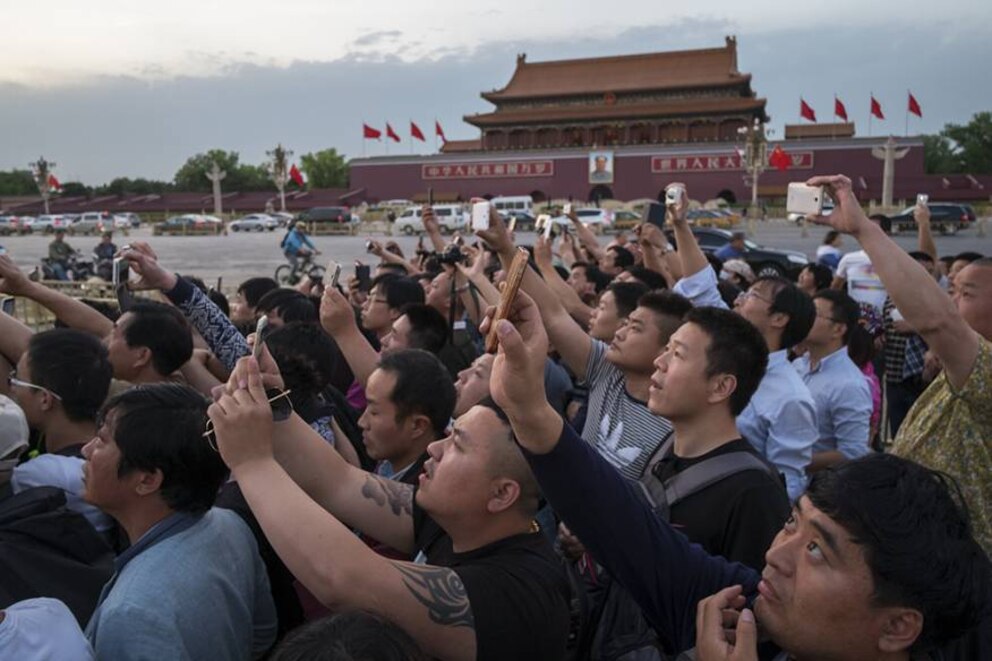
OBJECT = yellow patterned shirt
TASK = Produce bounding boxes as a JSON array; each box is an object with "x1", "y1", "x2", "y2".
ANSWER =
[{"x1": 892, "y1": 338, "x2": 992, "y2": 557}]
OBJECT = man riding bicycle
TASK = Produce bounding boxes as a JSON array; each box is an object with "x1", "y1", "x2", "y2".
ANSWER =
[{"x1": 281, "y1": 221, "x2": 319, "y2": 272}]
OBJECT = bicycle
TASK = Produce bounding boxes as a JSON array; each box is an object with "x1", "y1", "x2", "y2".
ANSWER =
[{"x1": 274, "y1": 250, "x2": 324, "y2": 286}]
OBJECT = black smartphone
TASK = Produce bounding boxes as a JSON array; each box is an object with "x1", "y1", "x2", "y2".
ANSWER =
[
  {"x1": 355, "y1": 264, "x2": 372, "y2": 292},
  {"x1": 646, "y1": 202, "x2": 667, "y2": 229},
  {"x1": 115, "y1": 284, "x2": 133, "y2": 313},
  {"x1": 1, "y1": 297, "x2": 15, "y2": 316},
  {"x1": 215, "y1": 276, "x2": 223, "y2": 292},
  {"x1": 427, "y1": 187, "x2": 434, "y2": 207}
]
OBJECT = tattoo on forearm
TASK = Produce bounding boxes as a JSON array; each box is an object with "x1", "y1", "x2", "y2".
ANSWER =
[
  {"x1": 360, "y1": 476, "x2": 413, "y2": 516},
  {"x1": 395, "y1": 564, "x2": 475, "y2": 629}
]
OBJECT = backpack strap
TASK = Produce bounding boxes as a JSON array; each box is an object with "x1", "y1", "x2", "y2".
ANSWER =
[{"x1": 664, "y1": 452, "x2": 778, "y2": 506}]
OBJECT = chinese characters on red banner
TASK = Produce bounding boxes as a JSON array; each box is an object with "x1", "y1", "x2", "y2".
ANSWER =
[
  {"x1": 422, "y1": 161, "x2": 555, "y2": 180},
  {"x1": 650, "y1": 152, "x2": 814, "y2": 173}
]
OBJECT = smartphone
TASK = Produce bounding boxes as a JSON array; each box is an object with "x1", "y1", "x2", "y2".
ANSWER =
[
  {"x1": 485, "y1": 248, "x2": 529, "y2": 353},
  {"x1": 472, "y1": 201, "x2": 491, "y2": 231},
  {"x1": 786, "y1": 183, "x2": 825, "y2": 217},
  {"x1": 329, "y1": 262, "x2": 342, "y2": 288},
  {"x1": 355, "y1": 263, "x2": 372, "y2": 292},
  {"x1": 564, "y1": 203, "x2": 573, "y2": 215},
  {"x1": 252, "y1": 316, "x2": 270, "y2": 360},
  {"x1": 366, "y1": 240, "x2": 375, "y2": 253},
  {"x1": 215, "y1": 276, "x2": 223, "y2": 292},
  {"x1": 890, "y1": 308, "x2": 905, "y2": 322},
  {"x1": 427, "y1": 187, "x2": 434, "y2": 207},
  {"x1": 507, "y1": 217, "x2": 517, "y2": 233},
  {"x1": 115, "y1": 283, "x2": 133, "y2": 313},
  {"x1": 112, "y1": 258, "x2": 129, "y2": 288},
  {"x1": 665, "y1": 185, "x2": 685, "y2": 207},
  {"x1": 1, "y1": 297, "x2": 15, "y2": 316},
  {"x1": 917, "y1": 194, "x2": 929, "y2": 206},
  {"x1": 646, "y1": 202, "x2": 667, "y2": 229},
  {"x1": 543, "y1": 217, "x2": 558, "y2": 240}
]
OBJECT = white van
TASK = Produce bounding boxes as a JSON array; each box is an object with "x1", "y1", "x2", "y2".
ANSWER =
[
  {"x1": 491, "y1": 195, "x2": 534, "y2": 215},
  {"x1": 395, "y1": 205, "x2": 468, "y2": 235}
]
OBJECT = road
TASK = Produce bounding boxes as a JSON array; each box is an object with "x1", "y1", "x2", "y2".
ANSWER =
[{"x1": 3, "y1": 221, "x2": 990, "y2": 288}]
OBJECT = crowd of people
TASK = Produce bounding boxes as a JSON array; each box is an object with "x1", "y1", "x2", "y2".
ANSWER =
[{"x1": 0, "y1": 173, "x2": 989, "y2": 660}]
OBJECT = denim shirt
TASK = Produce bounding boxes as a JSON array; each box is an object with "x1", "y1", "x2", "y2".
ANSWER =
[
  {"x1": 794, "y1": 347, "x2": 874, "y2": 460},
  {"x1": 675, "y1": 267, "x2": 818, "y2": 501}
]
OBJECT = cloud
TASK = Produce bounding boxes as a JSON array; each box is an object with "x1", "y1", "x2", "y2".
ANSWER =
[
  {"x1": 1, "y1": 19, "x2": 988, "y2": 186},
  {"x1": 352, "y1": 30, "x2": 403, "y2": 48}
]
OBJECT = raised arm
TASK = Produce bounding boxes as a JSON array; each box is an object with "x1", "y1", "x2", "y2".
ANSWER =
[
  {"x1": 0, "y1": 256, "x2": 113, "y2": 338},
  {"x1": 421, "y1": 206, "x2": 447, "y2": 253},
  {"x1": 666, "y1": 185, "x2": 708, "y2": 279},
  {"x1": 638, "y1": 223, "x2": 680, "y2": 287},
  {"x1": 477, "y1": 209, "x2": 592, "y2": 376},
  {"x1": 0, "y1": 306, "x2": 34, "y2": 366},
  {"x1": 566, "y1": 212, "x2": 607, "y2": 265},
  {"x1": 914, "y1": 204, "x2": 938, "y2": 264},
  {"x1": 809, "y1": 175, "x2": 979, "y2": 389},
  {"x1": 209, "y1": 368, "x2": 475, "y2": 661},
  {"x1": 319, "y1": 286, "x2": 380, "y2": 389},
  {"x1": 531, "y1": 236, "x2": 595, "y2": 325},
  {"x1": 369, "y1": 241, "x2": 418, "y2": 274}
]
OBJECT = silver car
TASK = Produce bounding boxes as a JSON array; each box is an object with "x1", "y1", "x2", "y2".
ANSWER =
[{"x1": 230, "y1": 214, "x2": 279, "y2": 232}]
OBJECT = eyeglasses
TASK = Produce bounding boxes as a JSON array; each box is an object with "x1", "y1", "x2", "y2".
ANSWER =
[
  {"x1": 7, "y1": 373, "x2": 63, "y2": 401},
  {"x1": 202, "y1": 389, "x2": 293, "y2": 452},
  {"x1": 735, "y1": 289, "x2": 773, "y2": 305}
]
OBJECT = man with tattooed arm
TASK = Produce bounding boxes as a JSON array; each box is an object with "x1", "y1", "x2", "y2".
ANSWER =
[{"x1": 207, "y1": 349, "x2": 570, "y2": 661}]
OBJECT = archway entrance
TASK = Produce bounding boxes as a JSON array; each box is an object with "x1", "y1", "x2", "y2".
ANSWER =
[
  {"x1": 716, "y1": 189, "x2": 737, "y2": 204},
  {"x1": 530, "y1": 190, "x2": 548, "y2": 204},
  {"x1": 589, "y1": 185, "x2": 613, "y2": 204}
]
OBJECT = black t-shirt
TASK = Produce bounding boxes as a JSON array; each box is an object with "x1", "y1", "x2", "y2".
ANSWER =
[
  {"x1": 413, "y1": 500, "x2": 570, "y2": 661},
  {"x1": 654, "y1": 439, "x2": 790, "y2": 571}
]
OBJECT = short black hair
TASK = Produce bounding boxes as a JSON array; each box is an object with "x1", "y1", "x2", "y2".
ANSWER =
[
  {"x1": 822, "y1": 230, "x2": 841, "y2": 246},
  {"x1": 606, "y1": 281, "x2": 649, "y2": 319},
  {"x1": 28, "y1": 329, "x2": 113, "y2": 423},
  {"x1": 269, "y1": 612, "x2": 427, "y2": 661},
  {"x1": 686, "y1": 306, "x2": 768, "y2": 416},
  {"x1": 637, "y1": 290, "x2": 691, "y2": 341},
  {"x1": 607, "y1": 245, "x2": 635, "y2": 269},
  {"x1": 376, "y1": 262, "x2": 409, "y2": 276},
  {"x1": 237, "y1": 277, "x2": 279, "y2": 308},
  {"x1": 572, "y1": 262, "x2": 610, "y2": 293},
  {"x1": 803, "y1": 264, "x2": 833, "y2": 292},
  {"x1": 372, "y1": 275, "x2": 425, "y2": 311},
  {"x1": 806, "y1": 455, "x2": 991, "y2": 651},
  {"x1": 760, "y1": 276, "x2": 816, "y2": 350},
  {"x1": 377, "y1": 349, "x2": 455, "y2": 438},
  {"x1": 953, "y1": 251, "x2": 984, "y2": 264},
  {"x1": 264, "y1": 322, "x2": 339, "y2": 400},
  {"x1": 398, "y1": 303, "x2": 449, "y2": 355},
  {"x1": 813, "y1": 289, "x2": 861, "y2": 344},
  {"x1": 103, "y1": 383, "x2": 227, "y2": 513},
  {"x1": 256, "y1": 289, "x2": 318, "y2": 324},
  {"x1": 624, "y1": 265, "x2": 667, "y2": 291},
  {"x1": 907, "y1": 251, "x2": 935, "y2": 265},
  {"x1": 208, "y1": 289, "x2": 230, "y2": 317},
  {"x1": 123, "y1": 301, "x2": 194, "y2": 376}
]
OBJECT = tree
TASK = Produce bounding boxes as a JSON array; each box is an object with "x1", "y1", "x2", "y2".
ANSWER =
[
  {"x1": 59, "y1": 182, "x2": 92, "y2": 197},
  {"x1": 0, "y1": 170, "x2": 37, "y2": 196},
  {"x1": 300, "y1": 148, "x2": 349, "y2": 189},
  {"x1": 943, "y1": 112, "x2": 992, "y2": 174},
  {"x1": 95, "y1": 177, "x2": 173, "y2": 196},
  {"x1": 173, "y1": 150, "x2": 242, "y2": 192}
]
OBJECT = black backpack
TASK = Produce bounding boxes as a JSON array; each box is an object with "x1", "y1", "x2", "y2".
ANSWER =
[{"x1": 566, "y1": 434, "x2": 780, "y2": 661}]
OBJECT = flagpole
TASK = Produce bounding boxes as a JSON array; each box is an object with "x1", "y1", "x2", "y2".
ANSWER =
[
  {"x1": 363, "y1": 124, "x2": 366, "y2": 158},
  {"x1": 904, "y1": 90, "x2": 909, "y2": 137},
  {"x1": 385, "y1": 121, "x2": 389, "y2": 155},
  {"x1": 868, "y1": 93, "x2": 873, "y2": 138}
]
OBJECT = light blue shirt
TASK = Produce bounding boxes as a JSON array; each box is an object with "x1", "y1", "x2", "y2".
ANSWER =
[
  {"x1": 85, "y1": 508, "x2": 277, "y2": 660},
  {"x1": 675, "y1": 266, "x2": 818, "y2": 501},
  {"x1": 793, "y1": 347, "x2": 873, "y2": 460}
]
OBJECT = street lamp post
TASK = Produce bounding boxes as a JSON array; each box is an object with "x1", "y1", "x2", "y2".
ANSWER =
[
  {"x1": 267, "y1": 144, "x2": 292, "y2": 212},
  {"x1": 30, "y1": 156, "x2": 56, "y2": 215},
  {"x1": 737, "y1": 119, "x2": 769, "y2": 237}
]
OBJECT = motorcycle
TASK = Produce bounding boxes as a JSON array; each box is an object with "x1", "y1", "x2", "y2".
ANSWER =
[{"x1": 35, "y1": 251, "x2": 96, "y2": 282}]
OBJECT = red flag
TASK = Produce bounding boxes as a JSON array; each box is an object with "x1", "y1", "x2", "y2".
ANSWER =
[
  {"x1": 386, "y1": 123, "x2": 400, "y2": 143},
  {"x1": 908, "y1": 92, "x2": 922, "y2": 118},
  {"x1": 289, "y1": 164, "x2": 304, "y2": 187},
  {"x1": 47, "y1": 174, "x2": 61, "y2": 190},
  {"x1": 363, "y1": 123, "x2": 382, "y2": 140},
  {"x1": 769, "y1": 145, "x2": 790, "y2": 172},
  {"x1": 435, "y1": 120, "x2": 446, "y2": 142},
  {"x1": 870, "y1": 96, "x2": 885, "y2": 120},
  {"x1": 411, "y1": 121, "x2": 426, "y2": 142},
  {"x1": 834, "y1": 97, "x2": 848, "y2": 122},
  {"x1": 800, "y1": 98, "x2": 817, "y2": 122}
]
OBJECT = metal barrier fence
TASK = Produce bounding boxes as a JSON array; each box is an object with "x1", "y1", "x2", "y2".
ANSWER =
[{"x1": 3, "y1": 281, "x2": 164, "y2": 332}]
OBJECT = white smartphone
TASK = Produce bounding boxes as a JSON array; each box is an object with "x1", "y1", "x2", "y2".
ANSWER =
[
  {"x1": 543, "y1": 217, "x2": 556, "y2": 240},
  {"x1": 252, "y1": 315, "x2": 270, "y2": 360},
  {"x1": 329, "y1": 261, "x2": 341, "y2": 288},
  {"x1": 665, "y1": 185, "x2": 685, "y2": 207},
  {"x1": 890, "y1": 308, "x2": 904, "y2": 322},
  {"x1": 917, "y1": 194, "x2": 929, "y2": 206},
  {"x1": 507, "y1": 217, "x2": 517, "y2": 233},
  {"x1": 786, "y1": 183, "x2": 825, "y2": 217},
  {"x1": 563, "y1": 203, "x2": 573, "y2": 215},
  {"x1": 471, "y1": 202, "x2": 491, "y2": 231}
]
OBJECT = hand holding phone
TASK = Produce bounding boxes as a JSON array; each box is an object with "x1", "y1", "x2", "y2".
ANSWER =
[
  {"x1": 472, "y1": 202, "x2": 491, "y2": 232},
  {"x1": 329, "y1": 262, "x2": 342, "y2": 288},
  {"x1": 646, "y1": 202, "x2": 667, "y2": 229},
  {"x1": 252, "y1": 316, "x2": 270, "y2": 360},
  {"x1": 485, "y1": 248, "x2": 529, "y2": 353},
  {"x1": 916, "y1": 193, "x2": 929, "y2": 206}
]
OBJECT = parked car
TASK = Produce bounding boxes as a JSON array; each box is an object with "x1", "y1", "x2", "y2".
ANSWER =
[
  {"x1": 31, "y1": 215, "x2": 71, "y2": 233},
  {"x1": 70, "y1": 212, "x2": 114, "y2": 235},
  {"x1": 665, "y1": 227, "x2": 809, "y2": 278},
  {"x1": 500, "y1": 211, "x2": 537, "y2": 232},
  {"x1": 888, "y1": 203, "x2": 976, "y2": 235},
  {"x1": 267, "y1": 211, "x2": 295, "y2": 227},
  {"x1": 161, "y1": 214, "x2": 213, "y2": 230},
  {"x1": 0, "y1": 215, "x2": 33, "y2": 235},
  {"x1": 114, "y1": 212, "x2": 142, "y2": 229},
  {"x1": 574, "y1": 208, "x2": 613, "y2": 228},
  {"x1": 297, "y1": 206, "x2": 352, "y2": 224},
  {"x1": 610, "y1": 210, "x2": 642, "y2": 232},
  {"x1": 395, "y1": 205, "x2": 468, "y2": 235},
  {"x1": 230, "y1": 214, "x2": 279, "y2": 232}
]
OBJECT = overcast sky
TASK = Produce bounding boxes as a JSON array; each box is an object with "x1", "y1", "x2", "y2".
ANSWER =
[{"x1": 2, "y1": 0, "x2": 990, "y2": 185}]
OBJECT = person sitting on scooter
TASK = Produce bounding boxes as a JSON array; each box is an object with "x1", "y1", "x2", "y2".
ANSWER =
[
  {"x1": 47, "y1": 230, "x2": 74, "y2": 281},
  {"x1": 282, "y1": 222, "x2": 319, "y2": 273},
  {"x1": 93, "y1": 232, "x2": 118, "y2": 281}
]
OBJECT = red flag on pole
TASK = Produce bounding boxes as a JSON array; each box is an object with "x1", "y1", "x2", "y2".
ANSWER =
[
  {"x1": 834, "y1": 97, "x2": 848, "y2": 122},
  {"x1": 870, "y1": 96, "x2": 885, "y2": 120},
  {"x1": 908, "y1": 92, "x2": 922, "y2": 118},
  {"x1": 435, "y1": 120, "x2": 447, "y2": 142},
  {"x1": 386, "y1": 123, "x2": 401, "y2": 143},
  {"x1": 769, "y1": 145, "x2": 790, "y2": 172},
  {"x1": 800, "y1": 98, "x2": 817, "y2": 122},
  {"x1": 47, "y1": 174, "x2": 61, "y2": 190},
  {"x1": 289, "y1": 164, "x2": 304, "y2": 187},
  {"x1": 363, "y1": 123, "x2": 382, "y2": 140},
  {"x1": 411, "y1": 121, "x2": 426, "y2": 141}
]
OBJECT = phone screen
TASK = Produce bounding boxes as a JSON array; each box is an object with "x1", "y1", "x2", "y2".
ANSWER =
[
  {"x1": 115, "y1": 284, "x2": 133, "y2": 313},
  {"x1": 330, "y1": 263, "x2": 342, "y2": 288},
  {"x1": 1, "y1": 297, "x2": 15, "y2": 316},
  {"x1": 356, "y1": 264, "x2": 372, "y2": 292},
  {"x1": 646, "y1": 203, "x2": 667, "y2": 229},
  {"x1": 427, "y1": 187, "x2": 434, "y2": 207}
]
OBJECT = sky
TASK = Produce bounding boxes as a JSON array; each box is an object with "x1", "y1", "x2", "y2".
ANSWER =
[{"x1": 2, "y1": 0, "x2": 990, "y2": 186}]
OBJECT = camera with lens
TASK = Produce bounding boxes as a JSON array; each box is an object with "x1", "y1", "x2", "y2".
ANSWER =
[{"x1": 437, "y1": 245, "x2": 468, "y2": 266}]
